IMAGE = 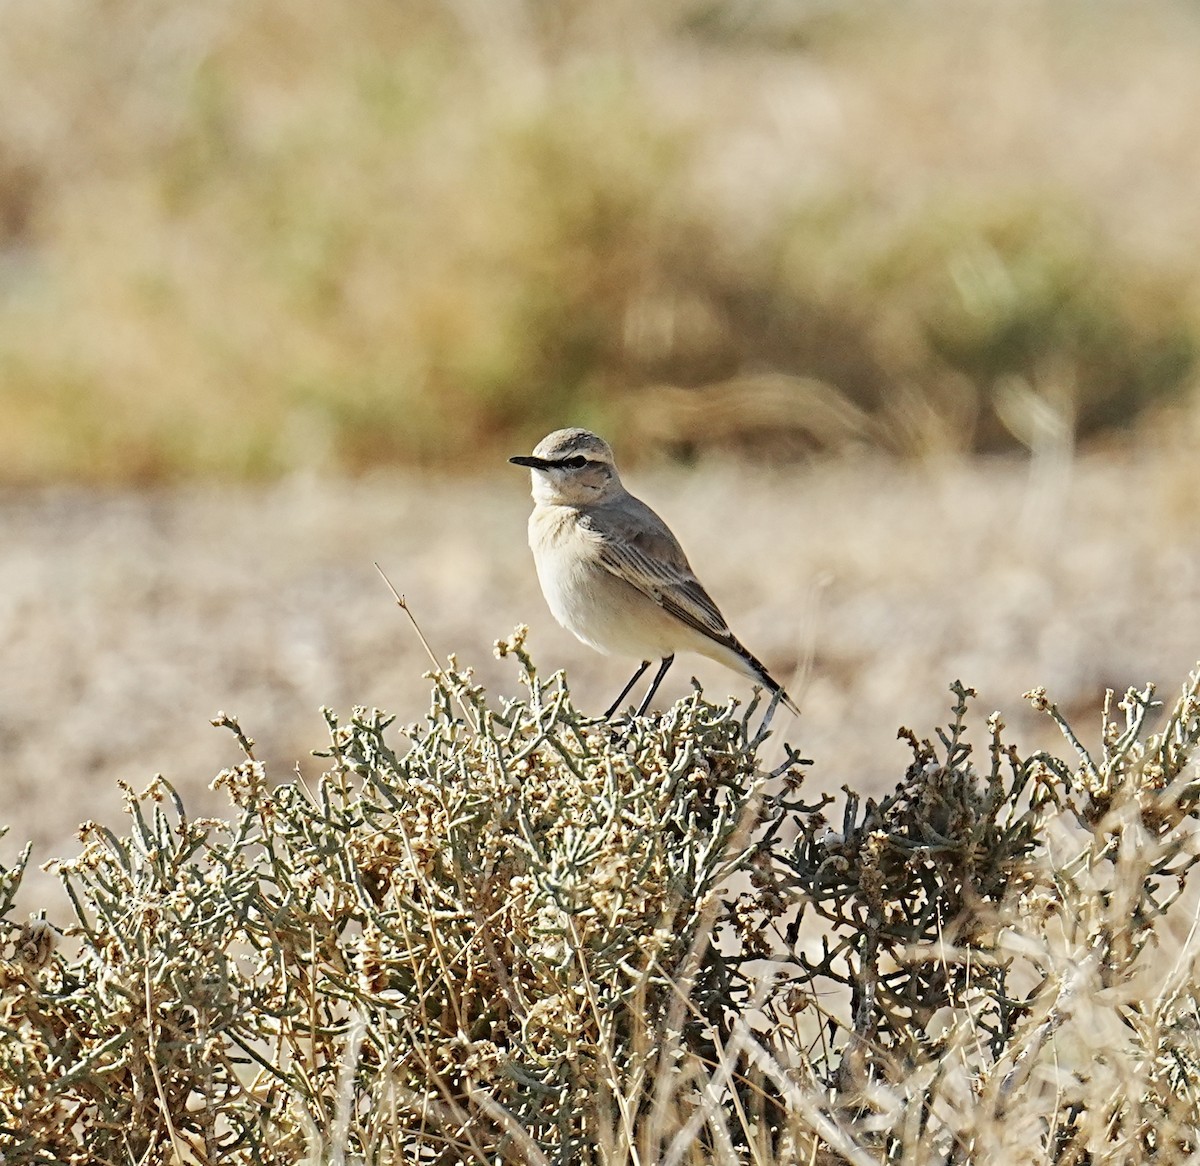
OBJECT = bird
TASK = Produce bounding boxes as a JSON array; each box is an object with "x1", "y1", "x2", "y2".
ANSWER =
[{"x1": 509, "y1": 427, "x2": 798, "y2": 719}]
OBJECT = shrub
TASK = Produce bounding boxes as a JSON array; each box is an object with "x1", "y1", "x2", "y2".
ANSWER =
[
  {"x1": 2, "y1": 637, "x2": 1200, "y2": 1163},
  {"x1": 710, "y1": 197, "x2": 1200, "y2": 458}
]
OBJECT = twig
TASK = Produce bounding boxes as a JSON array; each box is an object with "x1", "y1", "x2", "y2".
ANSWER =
[
  {"x1": 144, "y1": 963, "x2": 188, "y2": 1165},
  {"x1": 374, "y1": 562, "x2": 446, "y2": 676},
  {"x1": 374, "y1": 562, "x2": 481, "y2": 730}
]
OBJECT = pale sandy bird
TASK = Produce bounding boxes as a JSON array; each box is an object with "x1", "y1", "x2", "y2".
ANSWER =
[{"x1": 510, "y1": 428, "x2": 798, "y2": 718}]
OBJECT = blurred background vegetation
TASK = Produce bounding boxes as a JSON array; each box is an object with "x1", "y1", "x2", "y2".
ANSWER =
[{"x1": 2, "y1": 0, "x2": 1199, "y2": 483}]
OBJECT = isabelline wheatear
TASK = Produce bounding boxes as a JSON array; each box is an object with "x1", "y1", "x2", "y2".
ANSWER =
[{"x1": 510, "y1": 428, "x2": 798, "y2": 718}]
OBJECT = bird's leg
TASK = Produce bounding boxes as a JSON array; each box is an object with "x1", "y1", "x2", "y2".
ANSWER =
[
  {"x1": 635, "y1": 655, "x2": 675, "y2": 718},
  {"x1": 604, "y1": 660, "x2": 652, "y2": 720},
  {"x1": 756, "y1": 686, "x2": 783, "y2": 740}
]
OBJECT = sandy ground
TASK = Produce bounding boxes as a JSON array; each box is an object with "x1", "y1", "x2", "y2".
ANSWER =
[{"x1": 4, "y1": 445, "x2": 1199, "y2": 911}]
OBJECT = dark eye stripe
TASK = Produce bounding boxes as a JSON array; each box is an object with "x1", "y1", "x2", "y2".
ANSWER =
[{"x1": 555, "y1": 456, "x2": 590, "y2": 469}]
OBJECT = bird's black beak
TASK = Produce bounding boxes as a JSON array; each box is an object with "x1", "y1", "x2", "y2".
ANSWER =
[{"x1": 509, "y1": 455, "x2": 551, "y2": 470}]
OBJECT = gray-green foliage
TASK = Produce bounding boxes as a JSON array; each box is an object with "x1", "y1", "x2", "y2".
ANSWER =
[
  {"x1": 0, "y1": 630, "x2": 772, "y2": 1163},
  {"x1": 741, "y1": 676, "x2": 1200, "y2": 1161},
  {"x1": 3, "y1": 639, "x2": 1200, "y2": 1164}
]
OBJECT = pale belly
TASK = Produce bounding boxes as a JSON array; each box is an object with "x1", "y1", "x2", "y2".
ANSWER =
[{"x1": 535, "y1": 547, "x2": 679, "y2": 659}]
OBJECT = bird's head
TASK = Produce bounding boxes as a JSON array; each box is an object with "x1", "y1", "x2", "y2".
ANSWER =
[{"x1": 509, "y1": 428, "x2": 622, "y2": 506}]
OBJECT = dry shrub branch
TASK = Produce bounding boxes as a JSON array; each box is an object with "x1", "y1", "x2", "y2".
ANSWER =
[{"x1": 2, "y1": 636, "x2": 1200, "y2": 1163}]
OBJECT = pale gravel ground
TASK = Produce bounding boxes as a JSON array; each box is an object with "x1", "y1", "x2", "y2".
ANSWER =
[{"x1": 4, "y1": 446, "x2": 1199, "y2": 909}]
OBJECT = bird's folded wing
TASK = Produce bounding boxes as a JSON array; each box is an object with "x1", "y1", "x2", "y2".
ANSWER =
[{"x1": 587, "y1": 521, "x2": 736, "y2": 646}]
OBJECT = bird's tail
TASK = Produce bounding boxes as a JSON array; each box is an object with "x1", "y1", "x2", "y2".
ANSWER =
[{"x1": 733, "y1": 642, "x2": 800, "y2": 717}]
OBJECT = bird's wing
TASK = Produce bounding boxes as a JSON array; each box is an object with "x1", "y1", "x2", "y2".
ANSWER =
[
  {"x1": 578, "y1": 497, "x2": 800, "y2": 714},
  {"x1": 579, "y1": 501, "x2": 735, "y2": 645}
]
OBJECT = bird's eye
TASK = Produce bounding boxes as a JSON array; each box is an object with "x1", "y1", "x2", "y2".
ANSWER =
[{"x1": 560, "y1": 456, "x2": 588, "y2": 469}]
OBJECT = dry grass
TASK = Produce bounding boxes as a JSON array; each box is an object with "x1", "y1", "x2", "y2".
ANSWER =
[{"x1": 1, "y1": 0, "x2": 1200, "y2": 480}]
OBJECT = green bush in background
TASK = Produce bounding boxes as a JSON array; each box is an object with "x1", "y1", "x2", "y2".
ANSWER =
[
  {"x1": 3, "y1": 635, "x2": 1200, "y2": 1163},
  {"x1": 0, "y1": 0, "x2": 1197, "y2": 482}
]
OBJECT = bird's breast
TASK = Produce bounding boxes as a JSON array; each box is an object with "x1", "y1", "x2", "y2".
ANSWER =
[
  {"x1": 528, "y1": 506, "x2": 595, "y2": 627},
  {"x1": 526, "y1": 504, "x2": 676, "y2": 658}
]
